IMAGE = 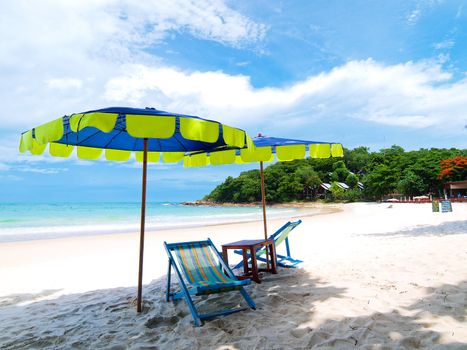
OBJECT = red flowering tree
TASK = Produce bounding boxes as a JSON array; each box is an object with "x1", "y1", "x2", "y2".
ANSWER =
[{"x1": 439, "y1": 156, "x2": 467, "y2": 182}]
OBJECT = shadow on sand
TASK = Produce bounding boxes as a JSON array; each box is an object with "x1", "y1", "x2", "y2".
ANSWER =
[
  {"x1": 298, "y1": 280, "x2": 467, "y2": 349},
  {"x1": 1, "y1": 266, "x2": 466, "y2": 349},
  {"x1": 367, "y1": 220, "x2": 467, "y2": 238},
  {"x1": 0, "y1": 268, "x2": 345, "y2": 349}
]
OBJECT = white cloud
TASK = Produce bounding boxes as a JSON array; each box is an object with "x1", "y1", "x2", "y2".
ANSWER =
[
  {"x1": 0, "y1": 174, "x2": 21, "y2": 181},
  {"x1": 0, "y1": 142, "x2": 25, "y2": 164},
  {"x1": 406, "y1": 0, "x2": 443, "y2": 25},
  {"x1": 103, "y1": 59, "x2": 467, "y2": 132},
  {"x1": 407, "y1": 9, "x2": 421, "y2": 25},
  {"x1": 45, "y1": 78, "x2": 83, "y2": 90},
  {"x1": 16, "y1": 166, "x2": 68, "y2": 174},
  {"x1": 0, "y1": 139, "x2": 69, "y2": 164},
  {"x1": 0, "y1": 0, "x2": 264, "y2": 63},
  {"x1": 0, "y1": 0, "x2": 265, "y2": 128},
  {"x1": 434, "y1": 40, "x2": 455, "y2": 50},
  {"x1": 456, "y1": 4, "x2": 463, "y2": 18}
]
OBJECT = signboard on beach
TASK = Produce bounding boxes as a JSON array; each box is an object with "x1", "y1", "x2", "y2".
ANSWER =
[
  {"x1": 440, "y1": 200, "x2": 452, "y2": 213},
  {"x1": 432, "y1": 200, "x2": 439, "y2": 212}
]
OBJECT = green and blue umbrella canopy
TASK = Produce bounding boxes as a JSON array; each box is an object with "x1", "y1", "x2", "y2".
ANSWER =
[
  {"x1": 183, "y1": 134, "x2": 343, "y2": 167},
  {"x1": 19, "y1": 106, "x2": 248, "y2": 161}
]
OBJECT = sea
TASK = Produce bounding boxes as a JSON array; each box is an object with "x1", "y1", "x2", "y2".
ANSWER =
[{"x1": 0, "y1": 202, "x2": 299, "y2": 243}]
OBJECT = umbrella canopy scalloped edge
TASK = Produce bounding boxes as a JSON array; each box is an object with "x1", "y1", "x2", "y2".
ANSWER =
[{"x1": 19, "y1": 107, "x2": 249, "y2": 162}]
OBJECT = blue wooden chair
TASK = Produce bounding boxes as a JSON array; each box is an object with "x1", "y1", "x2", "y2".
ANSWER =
[
  {"x1": 233, "y1": 220, "x2": 303, "y2": 269},
  {"x1": 164, "y1": 238, "x2": 256, "y2": 326}
]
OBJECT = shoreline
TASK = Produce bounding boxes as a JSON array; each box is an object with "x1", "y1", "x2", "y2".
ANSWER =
[
  {"x1": 0, "y1": 202, "x2": 341, "y2": 244},
  {"x1": 181, "y1": 199, "x2": 343, "y2": 208}
]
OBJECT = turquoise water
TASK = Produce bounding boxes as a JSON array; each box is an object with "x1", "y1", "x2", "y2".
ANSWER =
[{"x1": 0, "y1": 202, "x2": 298, "y2": 242}]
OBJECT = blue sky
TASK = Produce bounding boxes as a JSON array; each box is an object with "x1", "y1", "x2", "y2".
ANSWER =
[{"x1": 0, "y1": 0, "x2": 466, "y2": 202}]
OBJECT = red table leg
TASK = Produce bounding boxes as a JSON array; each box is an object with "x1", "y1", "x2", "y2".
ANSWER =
[
  {"x1": 269, "y1": 243, "x2": 277, "y2": 274},
  {"x1": 250, "y1": 247, "x2": 260, "y2": 283},
  {"x1": 242, "y1": 249, "x2": 249, "y2": 275},
  {"x1": 222, "y1": 247, "x2": 228, "y2": 265}
]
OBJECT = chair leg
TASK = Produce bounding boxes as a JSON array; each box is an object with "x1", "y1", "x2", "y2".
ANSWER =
[
  {"x1": 169, "y1": 260, "x2": 202, "y2": 326},
  {"x1": 166, "y1": 259, "x2": 172, "y2": 302},
  {"x1": 240, "y1": 287, "x2": 256, "y2": 309},
  {"x1": 184, "y1": 292, "x2": 202, "y2": 326},
  {"x1": 275, "y1": 254, "x2": 303, "y2": 268},
  {"x1": 285, "y1": 237, "x2": 291, "y2": 258}
]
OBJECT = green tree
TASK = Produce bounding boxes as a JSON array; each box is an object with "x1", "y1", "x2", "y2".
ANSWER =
[
  {"x1": 204, "y1": 146, "x2": 466, "y2": 203},
  {"x1": 295, "y1": 166, "x2": 321, "y2": 199},
  {"x1": 332, "y1": 160, "x2": 346, "y2": 170},
  {"x1": 343, "y1": 188, "x2": 362, "y2": 202},
  {"x1": 329, "y1": 171, "x2": 339, "y2": 182},
  {"x1": 330, "y1": 160, "x2": 350, "y2": 182},
  {"x1": 329, "y1": 182, "x2": 346, "y2": 200},
  {"x1": 276, "y1": 175, "x2": 302, "y2": 202},
  {"x1": 235, "y1": 175, "x2": 261, "y2": 202},
  {"x1": 345, "y1": 173, "x2": 359, "y2": 188},
  {"x1": 363, "y1": 164, "x2": 397, "y2": 200},
  {"x1": 344, "y1": 147, "x2": 371, "y2": 174},
  {"x1": 264, "y1": 165, "x2": 286, "y2": 202},
  {"x1": 397, "y1": 171, "x2": 425, "y2": 197}
]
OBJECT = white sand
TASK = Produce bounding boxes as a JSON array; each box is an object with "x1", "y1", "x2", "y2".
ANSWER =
[{"x1": 0, "y1": 202, "x2": 466, "y2": 349}]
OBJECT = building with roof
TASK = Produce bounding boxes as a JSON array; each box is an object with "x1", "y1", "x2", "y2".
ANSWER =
[{"x1": 443, "y1": 180, "x2": 467, "y2": 199}]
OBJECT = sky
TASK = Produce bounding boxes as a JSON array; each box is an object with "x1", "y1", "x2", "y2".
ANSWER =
[{"x1": 0, "y1": 0, "x2": 466, "y2": 202}]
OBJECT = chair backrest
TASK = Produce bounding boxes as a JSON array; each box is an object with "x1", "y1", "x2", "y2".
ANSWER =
[
  {"x1": 270, "y1": 220, "x2": 302, "y2": 247},
  {"x1": 165, "y1": 240, "x2": 230, "y2": 285}
]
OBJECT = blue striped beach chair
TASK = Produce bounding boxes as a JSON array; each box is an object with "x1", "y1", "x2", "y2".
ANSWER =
[
  {"x1": 164, "y1": 238, "x2": 256, "y2": 326},
  {"x1": 233, "y1": 220, "x2": 303, "y2": 269}
]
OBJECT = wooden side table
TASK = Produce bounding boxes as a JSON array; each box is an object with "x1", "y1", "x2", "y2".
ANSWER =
[{"x1": 221, "y1": 239, "x2": 277, "y2": 283}]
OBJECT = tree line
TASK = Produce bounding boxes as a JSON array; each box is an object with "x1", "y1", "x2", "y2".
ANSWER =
[{"x1": 203, "y1": 146, "x2": 467, "y2": 203}]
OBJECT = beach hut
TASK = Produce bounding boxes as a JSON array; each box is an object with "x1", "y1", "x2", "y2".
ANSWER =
[
  {"x1": 19, "y1": 106, "x2": 251, "y2": 312},
  {"x1": 443, "y1": 180, "x2": 467, "y2": 200},
  {"x1": 336, "y1": 182, "x2": 350, "y2": 190},
  {"x1": 318, "y1": 182, "x2": 350, "y2": 199},
  {"x1": 320, "y1": 183, "x2": 332, "y2": 191}
]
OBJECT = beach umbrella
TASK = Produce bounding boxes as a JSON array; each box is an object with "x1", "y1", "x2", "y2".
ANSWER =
[
  {"x1": 184, "y1": 134, "x2": 344, "y2": 240},
  {"x1": 19, "y1": 106, "x2": 251, "y2": 312}
]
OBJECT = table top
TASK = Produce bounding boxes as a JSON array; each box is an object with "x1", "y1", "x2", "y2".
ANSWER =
[{"x1": 222, "y1": 239, "x2": 272, "y2": 248}]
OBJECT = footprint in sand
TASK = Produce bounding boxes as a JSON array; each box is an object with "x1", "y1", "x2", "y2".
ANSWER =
[
  {"x1": 145, "y1": 315, "x2": 178, "y2": 328},
  {"x1": 290, "y1": 326, "x2": 313, "y2": 338},
  {"x1": 399, "y1": 336, "x2": 422, "y2": 348},
  {"x1": 307, "y1": 330, "x2": 332, "y2": 346},
  {"x1": 267, "y1": 293, "x2": 287, "y2": 306}
]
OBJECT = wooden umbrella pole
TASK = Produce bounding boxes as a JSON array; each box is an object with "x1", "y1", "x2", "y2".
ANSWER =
[
  {"x1": 137, "y1": 138, "x2": 148, "y2": 312},
  {"x1": 260, "y1": 161, "x2": 268, "y2": 239},
  {"x1": 259, "y1": 161, "x2": 270, "y2": 270}
]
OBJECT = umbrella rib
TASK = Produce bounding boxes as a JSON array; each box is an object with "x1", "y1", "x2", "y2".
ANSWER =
[
  {"x1": 76, "y1": 129, "x2": 106, "y2": 146},
  {"x1": 172, "y1": 132, "x2": 188, "y2": 152},
  {"x1": 103, "y1": 129, "x2": 125, "y2": 149},
  {"x1": 131, "y1": 136, "x2": 139, "y2": 152},
  {"x1": 62, "y1": 122, "x2": 75, "y2": 144}
]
